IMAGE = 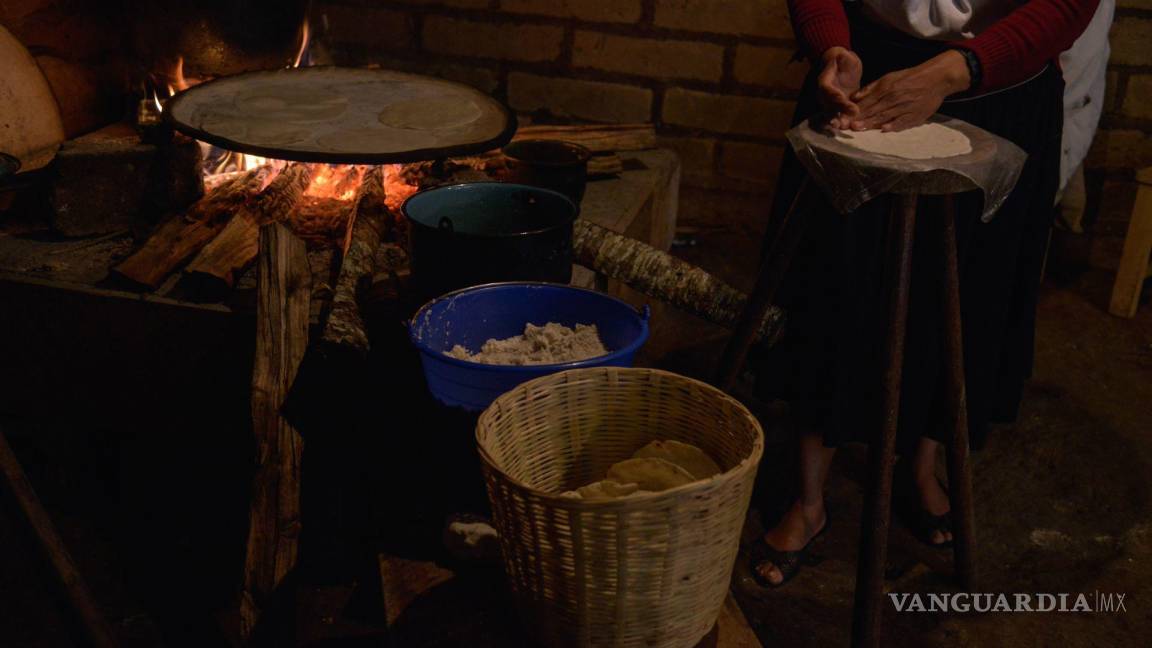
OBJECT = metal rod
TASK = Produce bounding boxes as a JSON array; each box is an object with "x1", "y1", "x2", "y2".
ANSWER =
[
  {"x1": 715, "y1": 177, "x2": 812, "y2": 392},
  {"x1": 941, "y1": 197, "x2": 977, "y2": 591},
  {"x1": 851, "y1": 194, "x2": 917, "y2": 648}
]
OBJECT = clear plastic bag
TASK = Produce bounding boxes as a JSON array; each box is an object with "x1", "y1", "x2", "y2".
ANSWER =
[{"x1": 787, "y1": 116, "x2": 1027, "y2": 221}]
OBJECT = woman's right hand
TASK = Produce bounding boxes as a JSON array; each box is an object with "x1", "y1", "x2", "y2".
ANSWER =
[{"x1": 817, "y1": 46, "x2": 862, "y2": 129}]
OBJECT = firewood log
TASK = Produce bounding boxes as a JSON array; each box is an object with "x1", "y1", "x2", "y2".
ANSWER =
[
  {"x1": 513, "y1": 124, "x2": 656, "y2": 153},
  {"x1": 240, "y1": 222, "x2": 310, "y2": 639},
  {"x1": 587, "y1": 153, "x2": 624, "y2": 177},
  {"x1": 572, "y1": 219, "x2": 785, "y2": 342},
  {"x1": 111, "y1": 165, "x2": 272, "y2": 289},
  {"x1": 183, "y1": 163, "x2": 314, "y2": 292},
  {"x1": 320, "y1": 166, "x2": 389, "y2": 355}
]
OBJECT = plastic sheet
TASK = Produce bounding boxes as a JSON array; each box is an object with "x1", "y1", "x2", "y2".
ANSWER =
[{"x1": 787, "y1": 115, "x2": 1027, "y2": 221}]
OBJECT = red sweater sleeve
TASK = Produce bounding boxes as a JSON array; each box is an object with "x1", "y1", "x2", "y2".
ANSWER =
[
  {"x1": 951, "y1": 0, "x2": 1101, "y2": 93},
  {"x1": 788, "y1": 0, "x2": 852, "y2": 60}
]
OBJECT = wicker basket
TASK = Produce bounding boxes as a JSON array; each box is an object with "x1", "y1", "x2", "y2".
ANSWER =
[{"x1": 476, "y1": 367, "x2": 764, "y2": 648}]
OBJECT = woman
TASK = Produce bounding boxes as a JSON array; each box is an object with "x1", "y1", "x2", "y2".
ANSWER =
[{"x1": 753, "y1": 0, "x2": 1100, "y2": 586}]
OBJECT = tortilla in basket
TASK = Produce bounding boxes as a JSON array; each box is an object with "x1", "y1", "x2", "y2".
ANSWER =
[
  {"x1": 632, "y1": 440, "x2": 722, "y2": 479},
  {"x1": 607, "y1": 458, "x2": 695, "y2": 492}
]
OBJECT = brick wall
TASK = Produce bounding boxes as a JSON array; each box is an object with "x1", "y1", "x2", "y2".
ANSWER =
[
  {"x1": 1084, "y1": 3, "x2": 1152, "y2": 269},
  {"x1": 315, "y1": 0, "x2": 805, "y2": 199},
  {"x1": 316, "y1": 0, "x2": 1152, "y2": 262}
]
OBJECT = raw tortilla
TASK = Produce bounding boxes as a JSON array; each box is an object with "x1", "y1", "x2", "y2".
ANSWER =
[
  {"x1": 378, "y1": 98, "x2": 481, "y2": 130},
  {"x1": 834, "y1": 123, "x2": 972, "y2": 160}
]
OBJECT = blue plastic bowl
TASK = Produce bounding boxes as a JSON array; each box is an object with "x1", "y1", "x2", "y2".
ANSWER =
[{"x1": 410, "y1": 282, "x2": 651, "y2": 411}]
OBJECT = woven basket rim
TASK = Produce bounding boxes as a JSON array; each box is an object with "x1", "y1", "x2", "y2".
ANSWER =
[{"x1": 475, "y1": 366, "x2": 765, "y2": 505}]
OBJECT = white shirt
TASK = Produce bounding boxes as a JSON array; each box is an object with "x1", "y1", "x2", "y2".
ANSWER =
[
  {"x1": 1058, "y1": 0, "x2": 1113, "y2": 190},
  {"x1": 860, "y1": 0, "x2": 1014, "y2": 40}
]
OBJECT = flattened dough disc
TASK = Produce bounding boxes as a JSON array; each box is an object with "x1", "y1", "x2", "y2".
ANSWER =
[
  {"x1": 166, "y1": 67, "x2": 516, "y2": 164},
  {"x1": 833, "y1": 123, "x2": 972, "y2": 160}
]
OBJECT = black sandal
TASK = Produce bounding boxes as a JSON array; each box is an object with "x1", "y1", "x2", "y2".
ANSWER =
[
  {"x1": 894, "y1": 461, "x2": 954, "y2": 548},
  {"x1": 910, "y1": 507, "x2": 954, "y2": 548},
  {"x1": 749, "y1": 513, "x2": 830, "y2": 588}
]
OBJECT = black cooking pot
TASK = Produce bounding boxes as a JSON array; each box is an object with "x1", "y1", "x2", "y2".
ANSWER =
[
  {"x1": 502, "y1": 139, "x2": 591, "y2": 207},
  {"x1": 130, "y1": 0, "x2": 309, "y2": 78},
  {"x1": 403, "y1": 183, "x2": 577, "y2": 301}
]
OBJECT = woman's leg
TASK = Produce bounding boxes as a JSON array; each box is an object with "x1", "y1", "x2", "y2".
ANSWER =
[
  {"x1": 912, "y1": 437, "x2": 953, "y2": 545},
  {"x1": 756, "y1": 432, "x2": 835, "y2": 585}
]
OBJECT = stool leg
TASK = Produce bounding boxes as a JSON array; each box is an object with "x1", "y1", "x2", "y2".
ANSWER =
[
  {"x1": 941, "y1": 198, "x2": 977, "y2": 591},
  {"x1": 851, "y1": 194, "x2": 917, "y2": 648},
  {"x1": 716, "y1": 177, "x2": 812, "y2": 392}
]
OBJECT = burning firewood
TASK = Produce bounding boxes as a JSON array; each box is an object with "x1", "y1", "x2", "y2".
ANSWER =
[
  {"x1": 240, "y1": 222, "x2": 310, "y2": 639},
  {"x1": 319, "y1": 165, "x2": 390, "y2": 356},
  {"x1": 183, "y1": 163, "x2": 314, "y2": 293},
  {"x1": 572, "y1": 219, "x2": 785, "y2": 342},
  {"x1": 111, "y1": 165, "x2": 273, "y2": 289}
]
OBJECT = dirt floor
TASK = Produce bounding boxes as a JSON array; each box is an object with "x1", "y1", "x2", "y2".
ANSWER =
[
  {"x1": 655, "y1": 187, "x2": 1152, "y2": 647},
  {"x1": 1, "y1": 185, "x2": 1150, "y2": 647}
]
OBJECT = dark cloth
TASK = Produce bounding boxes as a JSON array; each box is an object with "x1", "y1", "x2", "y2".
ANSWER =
[{"x1": 755, "y1": 14, "x2": 1064, "y2": 453}]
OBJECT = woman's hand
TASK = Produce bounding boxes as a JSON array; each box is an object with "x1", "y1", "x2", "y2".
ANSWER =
[
  {"x1": 817, "y1": 46, "x2": 863, "y2": 129},
  {"x1": 847, "y1": 50, "x2": 971, "y2": 132}
]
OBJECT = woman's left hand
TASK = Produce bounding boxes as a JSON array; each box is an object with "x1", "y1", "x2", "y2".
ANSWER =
[{"x1": 847, "y1": 50, "x2": 972, "y2": 132}]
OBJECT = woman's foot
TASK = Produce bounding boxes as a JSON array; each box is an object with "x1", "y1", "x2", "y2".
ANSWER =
[
  {"x1": 907, "y1": 438, "x2": 954, "y2": 547},
  {"x1": 913, "y1": 472, "x2": 953, "y2": 545},
  {"x1": 753, "y1": 500, "x2": 828, "y2": 586}
]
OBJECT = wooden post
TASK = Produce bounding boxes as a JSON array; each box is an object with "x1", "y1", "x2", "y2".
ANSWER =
[
  {"x1": 851, "y1": 195, "x2": 917, "y2": 648},
  {"x1": 0, "y1": 430, "x2": 118, "y2": 648},
  {"x1": 1108, "y1": 167, "x2": 1152, "y2": 318},
  {"x1": 239, "y1": 222, "x2": 311, "y2": 639},
  {"x1": 716, "y1": 179, "x2": 810, "y2": 391}
]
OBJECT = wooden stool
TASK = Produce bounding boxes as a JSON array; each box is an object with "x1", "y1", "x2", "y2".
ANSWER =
[
  {"x1": 717, "y1": 140, "x2": 1012, "y2": 648},
  {"x1": 1108, "y1": 166, "x2": 1152, "y2": 318}
]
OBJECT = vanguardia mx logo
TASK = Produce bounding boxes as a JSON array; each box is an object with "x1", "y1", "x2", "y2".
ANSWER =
[{"x1": 889, "y1": 591, "x2": 1128, "y2": 613}]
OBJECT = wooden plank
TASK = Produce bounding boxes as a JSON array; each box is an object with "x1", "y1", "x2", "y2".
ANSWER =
[
  {"x1": 1108, "y1": 175, "x2": 1152, "y2": 318},
  {"x1": 378, "y1": 554, "x2": 454, "y2": 627},
  {"x1": 377, "y1": 553, "x2": 759, "y2": 647},
  {"x1": 239, "y1": 223, "x2": 311, "y2": 639},
  {"x1": 717, "y1": 596, "x2": 762, "y2": 648}
]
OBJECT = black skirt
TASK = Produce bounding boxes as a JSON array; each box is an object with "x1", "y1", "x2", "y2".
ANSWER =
[{"x1": 755, "y1": 13, "x2": 1065, "y2": 452}]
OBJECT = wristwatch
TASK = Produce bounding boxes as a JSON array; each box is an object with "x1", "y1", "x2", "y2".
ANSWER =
[{"x1": 954, "y1": 48, "x2": 983, "y2": 92}]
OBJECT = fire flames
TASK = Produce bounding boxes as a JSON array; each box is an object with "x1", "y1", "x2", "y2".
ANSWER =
[{"x1": 148, "y1": 18, "x2": 419, "y2": 245}]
